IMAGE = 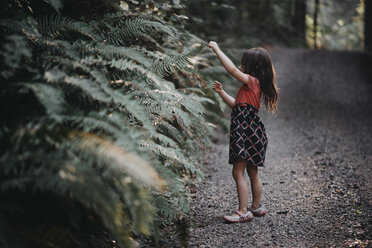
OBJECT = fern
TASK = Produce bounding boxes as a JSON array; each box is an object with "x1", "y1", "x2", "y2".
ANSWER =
[
  {"x1": 0, "y1": 1, "x2": 221, "y2": 247},
  {"x1": 152, "y1": 43, "x2": 207, "y2": 76},
  {"x1": 98, "y1": 15, "x2": 176, "y2": 46},
  {"x1": 37, "y1": 15, "x2": 101, "y2": 41},
  {"x1": 141, "y1": 140, "x2": 203, "y2": 179},
  {"x1": 0, "y1": 35, "x2": 32, "y2": 79},
  {"x1": 102, "y1": 12, "x2": 176, "y2": 36},
  {"x1": 75, "y1": 41, "x2": 154, "y2": 68}
]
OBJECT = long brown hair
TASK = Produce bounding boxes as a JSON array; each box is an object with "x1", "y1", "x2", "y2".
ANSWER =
[{"x1": 240, "y1": 47, "x2": 278, "y2": 113}]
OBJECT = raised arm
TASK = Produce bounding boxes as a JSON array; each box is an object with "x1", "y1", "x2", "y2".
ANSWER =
[{"x1": 208, "y1": 41, "x2": 249, "y2": 85}]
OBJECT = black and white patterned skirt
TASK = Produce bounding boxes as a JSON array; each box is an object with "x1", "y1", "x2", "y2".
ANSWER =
[{"x1": 228, "y1": 103, "x2": 268, "y2": 166}]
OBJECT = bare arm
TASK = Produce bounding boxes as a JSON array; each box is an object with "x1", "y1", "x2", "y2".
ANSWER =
[
  {"x1": 219, "y1": 89, "x2": 235, "y2": 108},
  {"x1": 212, "y1": 81, "x2": 235, "y2": 108},
  {"x1": 208, "y1": 41, "x2": 249, "y2": 85}
]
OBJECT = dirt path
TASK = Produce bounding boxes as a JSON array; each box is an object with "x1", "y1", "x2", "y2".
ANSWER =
[{"x1": 187, "y1": 48, "x2": 372, "y2": 248}]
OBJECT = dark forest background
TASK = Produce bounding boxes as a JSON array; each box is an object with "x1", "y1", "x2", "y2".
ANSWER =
[{"x1": 182, "y1": 0, "x2": 366, "y2": 50}]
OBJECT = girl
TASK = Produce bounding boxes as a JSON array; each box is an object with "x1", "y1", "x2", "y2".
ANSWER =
[{"x1": 208, "y1": 41, "x2": 278, "y2": 223}]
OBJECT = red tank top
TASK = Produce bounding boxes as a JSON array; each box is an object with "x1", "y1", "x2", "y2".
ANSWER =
[{"x1": 234, "y1": 74, "x2": 261, "y2": 109}]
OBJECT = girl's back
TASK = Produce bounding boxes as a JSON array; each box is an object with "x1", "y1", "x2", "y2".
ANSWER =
[{"x1": 234, "y1": 75, "x2": 261, "y2": 110}]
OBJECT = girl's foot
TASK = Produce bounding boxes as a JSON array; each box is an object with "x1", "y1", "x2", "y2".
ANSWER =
[
  {"x1": 223, "y1": 210, "x2": 253, "y2": 223},
  {"x1": 249, "y1": 203, "x2": 266, "y2": 217}
]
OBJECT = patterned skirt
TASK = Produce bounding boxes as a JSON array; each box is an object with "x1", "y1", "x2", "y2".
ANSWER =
[{"x1": 228, "y1": 103, "x2": 268, "y2": 166}]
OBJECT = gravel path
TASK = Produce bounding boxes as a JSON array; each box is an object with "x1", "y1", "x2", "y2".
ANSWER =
[{"x1": 187, "y1": 48, "x2": 372, "y2": 248}]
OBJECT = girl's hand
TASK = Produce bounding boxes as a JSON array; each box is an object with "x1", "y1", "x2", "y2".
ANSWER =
[
  {"x1": 208, "y1": 41, "x2": 220, "y2": 53},
  {"x1": 212, "y1": 81, "x2": 223, "y2": 93}
]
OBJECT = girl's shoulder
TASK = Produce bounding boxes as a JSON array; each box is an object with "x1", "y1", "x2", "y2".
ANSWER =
[
  {"x1": 243, "y1": 74, "x2": 259, "y2": 89},
  {"x1": 247, "y1": 74, "x2": 259, "y2": 84}
]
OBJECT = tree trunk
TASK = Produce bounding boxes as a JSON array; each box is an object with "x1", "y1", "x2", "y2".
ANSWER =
[
  {"x1": 313, "y1": 0, "x2": 320, "y2": 49},
  {"x1": 292, "y1": 0, "x2": 307, "y2": 43},
  {"x1": 366, "y1": 0, "x2": 372, "y2": 51}
]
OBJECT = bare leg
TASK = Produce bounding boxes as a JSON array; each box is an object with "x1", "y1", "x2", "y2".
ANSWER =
[
  {"x1": 247, "y1": 164, "x2": 263, "y2": 210},
  {"x1": 231, "y1": 159, "x2": 249, "y2": 215}
]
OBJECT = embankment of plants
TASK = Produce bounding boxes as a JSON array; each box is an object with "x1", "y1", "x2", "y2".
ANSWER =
[{"x1": 0, "y1": 0, "x2": 232, "y2": 247}]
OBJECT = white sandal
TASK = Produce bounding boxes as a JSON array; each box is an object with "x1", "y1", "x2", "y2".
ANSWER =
[{"x1": 223, "y1": 210, "x2": 253, "y2": 223}]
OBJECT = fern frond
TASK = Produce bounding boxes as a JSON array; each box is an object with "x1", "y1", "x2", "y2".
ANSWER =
[
  {"x1": 43, "y1": 67, "x2": 157, "y2": 135},
  {"x1": 141, "y1": 140, "x2": 203, "y2": 178},
  {"x1": 75, "y1": 41, "x2": 153, "y2": 68},
  {"x1": 156, "y1": 121, "x2": 184, "y2": 145},
  {"x1": 181, "y1": 94, "x2": 214, "y2": 117},
  {"x1": 152, "y1": 44, "x2": 206, "y2": 76},
  {"x1": 20, "y1": 82, "x2": 66, "y2": 118},
  {"x1": 37, "y1": 15, "x2": 101, "y2": 41},
  {"x1": 172, "y1": 107, "x2": 193, "y2": 128},
  {"x1": 0, "y1": 35, "x2": 32, "y2": 79},
  {"x1": 102, "y1": 17, "x2": 175, "y2": 46},
  {"x1": 101, "y1": 12, "x2": 170, "y2": 27},
  {"x1": 149, "y1": 131, "x2": 179, "y2": 148},
  {"x1": 70, "y1": 131, "x2": 166, "y2": 191},
  {"x1": 32, "y1": 37, "x2": 80, "y2": 61},
  {"x1": 0, "y1": 18, "x2": 40, "y2": 38},
  {"x1": 102, "y1": 13, "x2": 176, "y2": 37},
  {"x1": 56, "y1": 113, "x2": 142, "y2": 151},
  {"x1": 81, "y1": 56, "x2": 176, "y2": 91},
  {"x1": 151, "y1": 192, "x2": 180, "y2": 222}
]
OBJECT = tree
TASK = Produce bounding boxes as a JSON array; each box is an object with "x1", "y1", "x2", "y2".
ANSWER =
[
  {"x1": 366, "y1": 0, "x2": 372, "y2": 51},
  {"x1": 292, "y1": 0, "x2": 307, "y2": 43},
  {"x1": 313, "y1": 0, "x2": 320, "y2": 49}
]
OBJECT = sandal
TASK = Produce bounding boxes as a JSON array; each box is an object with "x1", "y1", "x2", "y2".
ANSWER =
[
  {"x1": 249, "y1": 203, "x2": 267, "y2": 217},
  {"x1": 223, "y1": 210, "x2": 253, "y2": 223}
]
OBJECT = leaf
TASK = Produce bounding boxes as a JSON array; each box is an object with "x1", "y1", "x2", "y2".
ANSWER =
[
  {"x1": 70, "y1": 131, "x2": 166, "y2": 191},
  {"x1": 20, "y1": 82, "x2": 66, "y2": 117}
]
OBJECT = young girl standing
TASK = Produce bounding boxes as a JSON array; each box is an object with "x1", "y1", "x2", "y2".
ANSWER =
[{"x1": 208, "y1": 41, "x2": 278, "y2": 223}]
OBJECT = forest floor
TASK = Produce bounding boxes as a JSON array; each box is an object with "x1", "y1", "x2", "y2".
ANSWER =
[{"x1": 145, "y1": 48, "x2": 372, "y2": 248}]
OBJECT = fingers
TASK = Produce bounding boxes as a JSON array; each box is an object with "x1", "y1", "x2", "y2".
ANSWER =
[
  {"x1": 212, "y1": 81, "x2": 222, "y2": 92},
  {"x1": 208, "y1": 41, "x2": 218, "y2": 49},
  {"x1": 213, "y1": 80, "x2": 221, "y2": 86}
]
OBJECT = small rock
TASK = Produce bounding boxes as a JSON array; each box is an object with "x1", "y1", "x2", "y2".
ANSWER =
[{"x1": 277, "y1": 210, "x2": 288, "y2": 214}]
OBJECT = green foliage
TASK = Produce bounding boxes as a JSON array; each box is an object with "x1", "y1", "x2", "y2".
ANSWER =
[
  {"x1": 0, "y1": 0, "x2": 223, "y2": 247},
  {"x1": 183, "y1": 0, "x2": 306, "y2": 47},
  {"x1": 305, "y1": 0, "x2": 364, "y2": 50}
]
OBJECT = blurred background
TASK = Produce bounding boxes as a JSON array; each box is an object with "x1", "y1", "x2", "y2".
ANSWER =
[{"x1": 183, "y1": 0, "x2": 366, "y2": 51}]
